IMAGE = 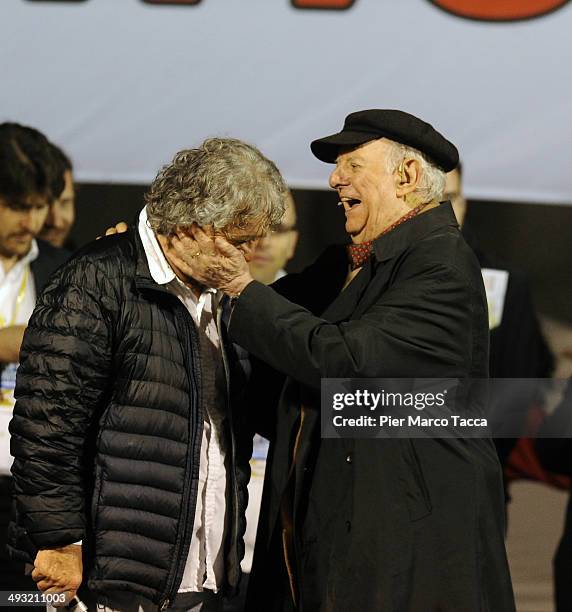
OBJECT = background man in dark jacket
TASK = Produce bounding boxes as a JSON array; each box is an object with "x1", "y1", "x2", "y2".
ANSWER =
[
  {"x1": 168, "y1": 110, "x2": 516, "y2": 611},
  {"x1": 444, "y1": 164, "x2": 554, "y2": 469},
  {"x1": 0, "y1": 123, "x2": 69, "y2": 595},
  {"x1": 8, "y1": 138, "x2": 287, "y2": 610}
]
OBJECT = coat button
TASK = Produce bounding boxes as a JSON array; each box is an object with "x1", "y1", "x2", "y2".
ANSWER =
[
  {"x1": 346, "y1": 520, "x2": 351, "y2": 532},
  {"x1": 346, "y1": 454, "x2": 352, "y2": 464}
]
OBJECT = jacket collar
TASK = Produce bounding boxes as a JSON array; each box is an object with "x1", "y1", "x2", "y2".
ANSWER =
[
  {"x1": 371, "y1": 201, "x2": 458, "y2": 263},
  {"x1": 320, "y1": 256, "x2": 374, "y2": 323},
  {"x1": 133, "y1": 226, "x2": 169, "y2": 294}
]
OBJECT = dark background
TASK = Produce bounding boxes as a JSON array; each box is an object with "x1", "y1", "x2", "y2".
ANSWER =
[{"x1": 71, "y1": 183, "x2": 572, "y2": 323}]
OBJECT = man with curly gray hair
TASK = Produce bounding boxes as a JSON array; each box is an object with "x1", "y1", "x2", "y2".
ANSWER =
[
  {"x1": 146, "y1": 138, "x2": 286, "y2": 237},
  {"x1": 8, "y1": 137, "x2": 287, "y2": 611}
]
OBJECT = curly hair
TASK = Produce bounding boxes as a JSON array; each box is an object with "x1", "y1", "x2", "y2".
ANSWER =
[
  {"x1": 384, "y1": 140, "x2": 446, "y2": 204},
  {"x1": 145, "y1": 138, "x2": 288, "y2": 235}
]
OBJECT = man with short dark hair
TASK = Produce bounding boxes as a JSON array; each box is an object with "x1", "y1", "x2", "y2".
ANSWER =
[
  {"x1": 39, "y1": 144, "x2": 76, "y2": 250},
  {"x1": 445, "y1": 164, "x2": 553, "y2": 467},
  {"x1": 242, "y1": 192, "x2": 298, "y2": 582},
  {"x1": 0, "y1": 122, "x2": 68, "y2": 591},
  {"x1": 169, "y1": 110, "x2": 516, "y2": 611},
  {"x1": 248, "y1": 192, "x2": 298, "y2": 286}
]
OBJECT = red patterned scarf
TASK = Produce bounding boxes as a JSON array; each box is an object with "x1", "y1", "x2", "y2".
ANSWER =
[{"x1": 347, "y1": 204, "x2": 426, "y2": 270}]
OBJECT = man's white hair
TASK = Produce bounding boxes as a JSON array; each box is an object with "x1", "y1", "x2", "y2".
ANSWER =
[{"x1": 384, "y1": 140, "x2": 446, "y2": 204}]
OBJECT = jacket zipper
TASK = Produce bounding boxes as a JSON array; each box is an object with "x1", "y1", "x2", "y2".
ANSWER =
[{"x1": 156, "y1": 296, "x2": 203, "y2": 610}]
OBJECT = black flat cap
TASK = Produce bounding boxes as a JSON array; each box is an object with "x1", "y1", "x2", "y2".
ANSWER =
[{"x1": 311, "y1": 109, "x2": 459, "y2": 171}]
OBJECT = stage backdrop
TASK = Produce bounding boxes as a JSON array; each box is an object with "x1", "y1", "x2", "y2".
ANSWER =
[{"x1": 1, "y1": 0, "x2": 571, "y2": 204}]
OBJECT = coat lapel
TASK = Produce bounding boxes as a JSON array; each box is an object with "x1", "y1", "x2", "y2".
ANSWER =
[{"x1": 320, "y1": 204, "x2": 459, "y2": 324}]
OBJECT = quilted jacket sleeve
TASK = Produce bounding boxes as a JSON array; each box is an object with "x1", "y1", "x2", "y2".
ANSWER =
[{"x1": 8, "y1": 256, "x2": 116, "y2": 559}]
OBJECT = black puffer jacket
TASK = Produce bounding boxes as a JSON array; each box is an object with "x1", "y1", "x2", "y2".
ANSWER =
[{"x1": 8, "y1": 229, "x2": 251, "y2": 607}]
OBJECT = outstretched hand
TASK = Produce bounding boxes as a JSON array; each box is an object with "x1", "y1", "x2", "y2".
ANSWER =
[{"x1": 170, "y1": 225, "x2": 254, "y2": 297}]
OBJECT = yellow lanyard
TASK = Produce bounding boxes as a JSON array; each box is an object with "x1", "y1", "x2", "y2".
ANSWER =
[{"x1": 0, "y1": 267, "x2": 29, "y2": 329}]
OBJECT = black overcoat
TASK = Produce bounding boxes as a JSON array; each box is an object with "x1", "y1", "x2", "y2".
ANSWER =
[{"x1": 231, "y1": 204, "x2": 516, "y2": 611}]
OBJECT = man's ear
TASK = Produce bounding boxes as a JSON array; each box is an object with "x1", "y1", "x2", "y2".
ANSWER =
[{"x1": 395, "y1": 158, "x2": 421, "y2": 199}]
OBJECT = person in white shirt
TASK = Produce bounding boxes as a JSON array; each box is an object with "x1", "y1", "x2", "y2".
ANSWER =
[
  {"x1": 242, "y1": 193, "x2": 298, "y2": 575},
  {"x1": 0, "y1": 122, "x2": 69, "y2": 591}
]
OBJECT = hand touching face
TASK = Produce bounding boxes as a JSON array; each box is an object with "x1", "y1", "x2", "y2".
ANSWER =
[{"x1": 169, "y1": 224, "x2": 254, "y2": 297}]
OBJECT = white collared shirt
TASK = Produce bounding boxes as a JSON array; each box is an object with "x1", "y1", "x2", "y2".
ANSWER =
[
  {"x1": 0, "y1": 239, "x2": 38, "y2": 329},
  {"x1": 139, "y1": 208, "x2": 229, "y2": 593},
  {"x1": 1, "y1": 240, "x2": 39, "y2": 474}
]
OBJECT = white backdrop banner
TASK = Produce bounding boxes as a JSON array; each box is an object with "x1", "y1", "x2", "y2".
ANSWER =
[{"x1": 1, "y1": 0, "x2": 571, "y2": 203}]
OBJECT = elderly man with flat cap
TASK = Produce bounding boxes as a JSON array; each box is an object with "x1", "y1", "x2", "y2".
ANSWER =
[{"x1": 166, "y1": 110, "x2": 516, "y2": 611}]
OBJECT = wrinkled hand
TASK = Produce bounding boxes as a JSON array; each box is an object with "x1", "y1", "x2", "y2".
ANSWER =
[
  {"x1": 32, "y1": 544, "x2": 82, "y2": 604},
  {"x1": 96, "y1": 221, "x2": 129, "y2": 240},
  {"x1": 170, "y1": 225, "x2": 253, "y2": 297}
]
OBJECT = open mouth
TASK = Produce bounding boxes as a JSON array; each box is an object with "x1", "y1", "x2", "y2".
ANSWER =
[{"x1": 340, "y1": 198, "x2": 362, "y2": 210}]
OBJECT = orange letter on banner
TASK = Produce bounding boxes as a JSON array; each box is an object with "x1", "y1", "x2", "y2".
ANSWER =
[
  {"x1": 429, "y1": 0, "x2": 570, "y2": 21},
  {"x1": 292, "y1": 0, "x2": 355, "y2": 9}
]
